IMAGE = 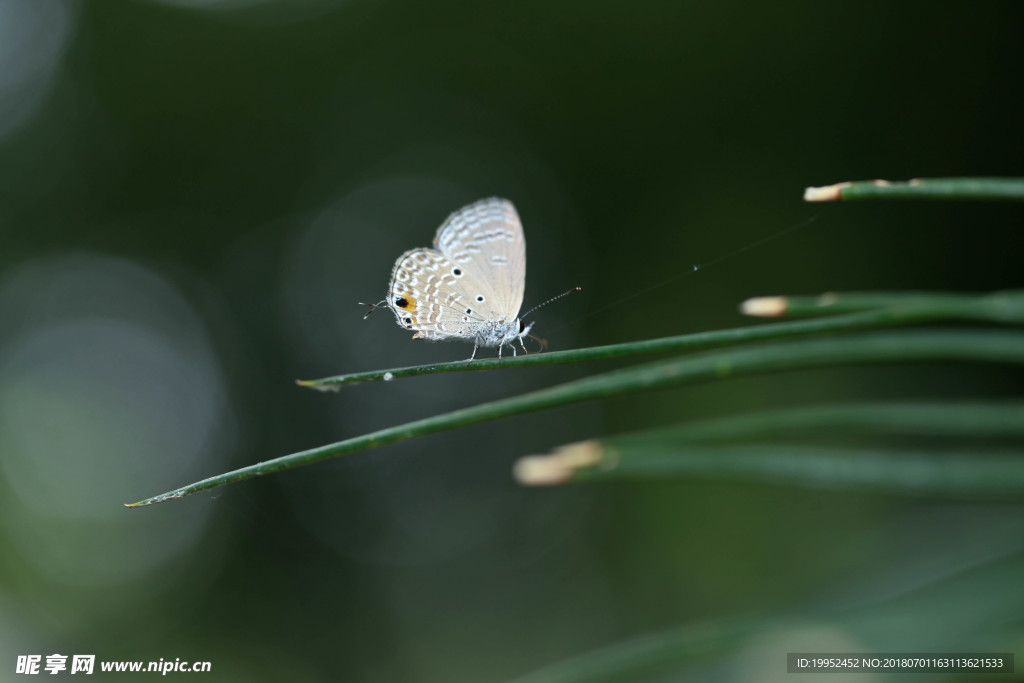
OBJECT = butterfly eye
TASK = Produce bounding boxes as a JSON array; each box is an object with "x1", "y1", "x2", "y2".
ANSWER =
[{"x1": 452, "y1": 268, "x2": 463, "y2": 277}]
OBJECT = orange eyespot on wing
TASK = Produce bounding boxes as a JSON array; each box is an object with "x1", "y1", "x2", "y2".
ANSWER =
[{"x1": 393, "y1": 294, "x2": 418, "y2": 311}]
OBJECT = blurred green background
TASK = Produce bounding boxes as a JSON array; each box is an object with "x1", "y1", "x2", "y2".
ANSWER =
[{"x1": 1, "y1": 1, "x2": 1023, "y2": 681}]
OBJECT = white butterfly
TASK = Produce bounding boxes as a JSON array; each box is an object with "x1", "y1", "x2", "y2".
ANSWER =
[{"x1": 365, "y1": 198, "x2": 532, "y2": 361}]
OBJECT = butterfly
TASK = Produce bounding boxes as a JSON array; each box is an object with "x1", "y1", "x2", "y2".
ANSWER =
[{"x1": 363, "y1": 198, "x2": 532, "y2": 361}]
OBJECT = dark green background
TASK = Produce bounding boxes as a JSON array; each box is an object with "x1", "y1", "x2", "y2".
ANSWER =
[{"x1": 1, "y1": 1, "x2": 1022, "y2": 681}]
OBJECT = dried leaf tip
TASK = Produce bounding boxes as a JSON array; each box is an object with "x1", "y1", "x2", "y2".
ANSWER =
[
  {"x1": 740, "y1": 296, "x2": 788, "y2": 318},
  {"x1": 513, "y1": 440, "x2": 604, "y2": 486},
  {"x1": 803, "y1": 182, "x2": 851, "y2": 202},
  {"x1": 295, "y1": 379, "x2": 341, "y2": 392}
]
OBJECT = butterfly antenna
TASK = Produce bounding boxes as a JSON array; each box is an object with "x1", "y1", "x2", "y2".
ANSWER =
[
  {"x1": 521, "y1": 287, "x2": 582, "y2": 320},
  {"x1": 359, "y1": 299, "x2": 387, "y2": 320}
]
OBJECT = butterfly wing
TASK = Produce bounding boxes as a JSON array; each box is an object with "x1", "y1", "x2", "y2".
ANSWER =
[
  {"x1": 387, "y1": 247, "x2": 502, "y2": 340},
  {"x1": 432, "y1": 197, "x2": 525, "y2": 320}
]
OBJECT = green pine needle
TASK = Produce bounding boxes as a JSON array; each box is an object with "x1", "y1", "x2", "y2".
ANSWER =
[
  {"x1": 299, "y1": 291, "x2": 1024, "y2": 389},
  {"x1": 804, "y1": 177, "x2": 1024, "y2": 202},
  {"x1": 128, "y1": 329, "x2": 1024, "y2": 507}
]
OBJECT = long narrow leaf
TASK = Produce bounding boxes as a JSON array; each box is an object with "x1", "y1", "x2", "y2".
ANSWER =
[
  {"x1": 300, "y1": 292, "x2": 1024, "y2": 388},
  {"x1": 128, "y1": 330, "x2": 1024, "y2": 506},
  {"x1": 516, "y1": 402, "x2": 1024, "y2": 490},
  {"x1": 519, "y1": 443, "x2": 1024, "y2": 498},
  {"x1": 741, "y1": 290, "x2": 1024, "y2": 320},
  {"x1": 804, "y1": 177, "x2": 1024, "y2": 202}
]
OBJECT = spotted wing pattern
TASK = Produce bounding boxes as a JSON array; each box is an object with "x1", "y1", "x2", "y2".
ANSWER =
[
  {"x1": 387, "y1": 248, "x2": 504, "y2": 340},
  {"x1": 386, "y1": 198, "x2": 526, "y2": 341},
  {"x1": 432, "y1": 197, "x2": 525, "y2": 320}
]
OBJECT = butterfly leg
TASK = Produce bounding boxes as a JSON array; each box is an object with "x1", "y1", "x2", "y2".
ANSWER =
[
  {"x1": 519, "y1": 323, "x2": 534, "y2": 355},
  {"x1": 518, "y1": 335, "x2": 529, "y2": 355},
  {"x1": 466, "y1": 341, "x2": 479, "y2": 365}
]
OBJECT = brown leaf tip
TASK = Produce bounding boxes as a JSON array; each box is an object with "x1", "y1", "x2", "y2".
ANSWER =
[
  {"x1": 513, "y1": 441, "x2": 604, "y2": 486},
  {"x1": 740, "y1": 296, "x2": 789, "y2": 317},
  {"x1": 803, "y1": 181, "x2": 852, "y2": 202}
]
